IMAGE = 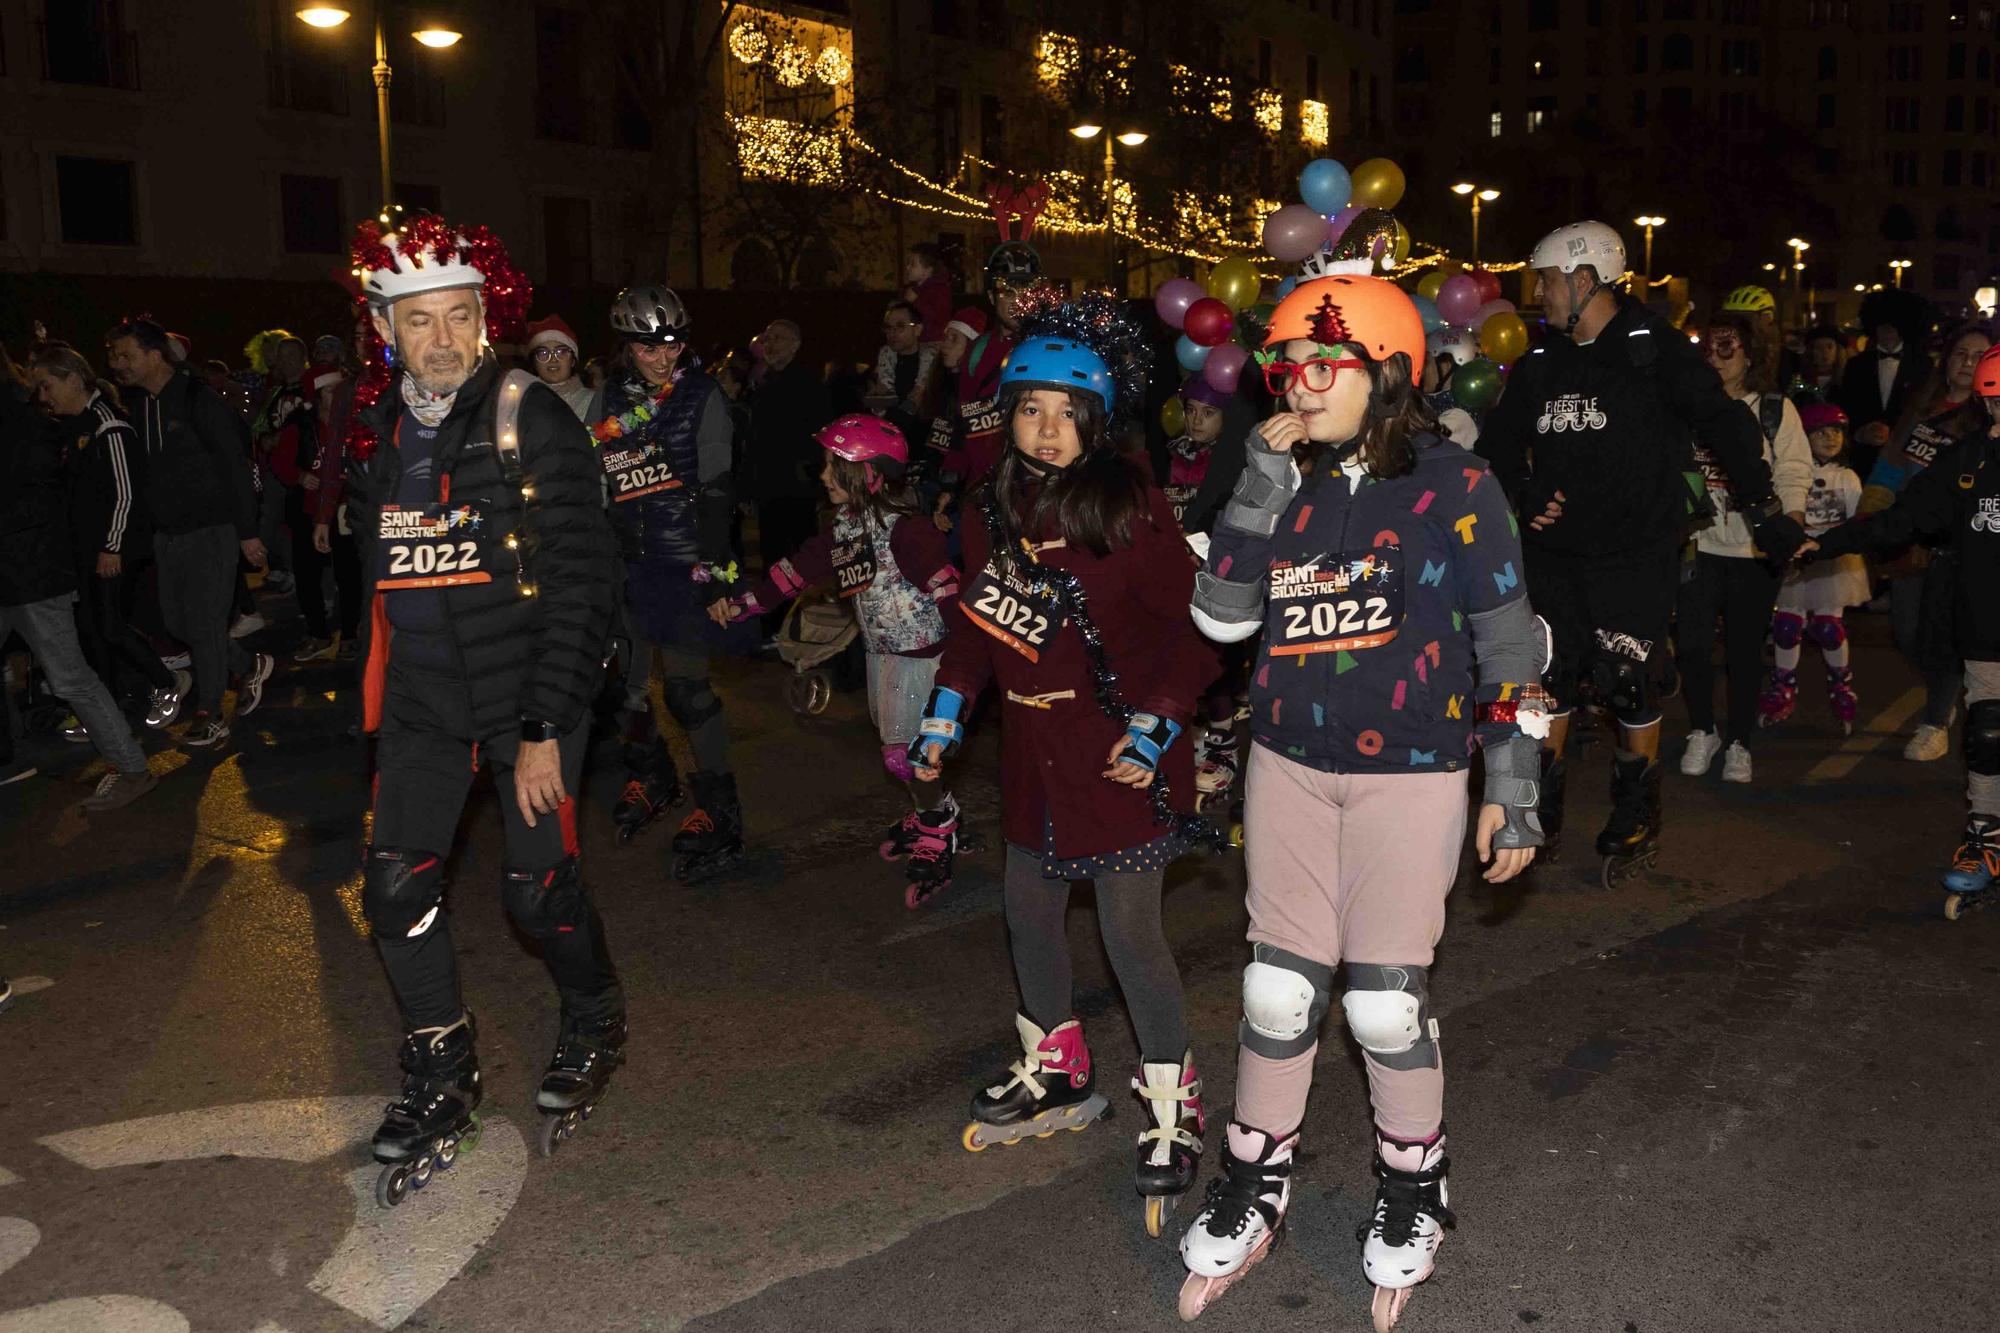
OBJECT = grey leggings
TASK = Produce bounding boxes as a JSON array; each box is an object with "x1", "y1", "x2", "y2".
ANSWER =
[{"x1": 1002, "y1": 844, "x2": 1189, "y2": 1062}]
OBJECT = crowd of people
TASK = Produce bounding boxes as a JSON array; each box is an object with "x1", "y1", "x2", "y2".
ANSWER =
[{"x1": 2, "y1": 205, "x2": 1994, "y2": 1327}]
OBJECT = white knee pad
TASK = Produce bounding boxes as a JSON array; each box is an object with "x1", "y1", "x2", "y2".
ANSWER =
[
  {"x1": 1239, "y1": 944, "x2": 1333, "y2": 1059},
  {"x1": 1343, "y1": 963, "x2": 1439, "y2": 1071}
]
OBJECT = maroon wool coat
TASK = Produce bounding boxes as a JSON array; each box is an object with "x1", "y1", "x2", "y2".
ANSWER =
[{"x1": 939, "y1": 483, "x2": 1217, "y2": 859}]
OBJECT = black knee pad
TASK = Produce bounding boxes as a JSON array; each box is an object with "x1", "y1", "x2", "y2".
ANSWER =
[
  {"x1": 1591, "y1": 649, "x2": 1653, "y2": 723},
  {"x1": 502, "y1": 856, "x2": 589, "y2": 942},
  {"x1": 363, "y1": 846, "x2": 446, "y2": 940},
  {"x1": 662, "y1": 676, "x2": 723, "y2": 729},
  {"x1": 1968, "y1": 699, "x2": 2000, "y2": 777}
]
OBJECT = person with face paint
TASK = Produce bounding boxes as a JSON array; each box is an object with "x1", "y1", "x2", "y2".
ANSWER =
[
  {"x1": 1182, "y1": 274, "x2": 1544, "y2": 1329},
  {"x1": 342, "y1": 217, "x2": 623, "y2": 1194},
  {"x1": 707, "y1": 415, "x2": 964, "y2": 907},
  {"x1": 1477, "y1": 221, "x2": 1807, "y2": 883},
  {"x1": 909, "y1": 294, "x2": 1217, "y2": 1240},
  {"x1": 1800, "y1": 342, "x2": 2000, "y2": 915},
  {"x1": 590, "y1": 284, "x2": 754, "y2": 879}
]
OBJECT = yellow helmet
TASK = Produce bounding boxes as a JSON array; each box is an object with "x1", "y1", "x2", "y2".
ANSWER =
[{"x1": 1721, "y1": 285, "x2": 1776, "y2": 315}]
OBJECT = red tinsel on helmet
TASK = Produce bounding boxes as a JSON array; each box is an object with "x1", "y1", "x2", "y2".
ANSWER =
[{"x1": 343, "y1": 216, "x2": 533, "y2": 463}]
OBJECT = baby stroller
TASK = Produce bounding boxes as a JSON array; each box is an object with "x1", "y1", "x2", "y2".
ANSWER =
[{"x1": 778, "y1": 589, "x2": 861, "y2": 715}]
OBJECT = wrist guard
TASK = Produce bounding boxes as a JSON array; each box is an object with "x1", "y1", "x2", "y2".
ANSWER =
[
  {"x1": 1119, "y1": 712, "x2": 1182, "y2": 773},
  {"x1": 1482, "y1": 732, "x2": 1545, "y2": 850},
  {"x1": 907, "y1": 686, "x2": 967, "y2": 766}
]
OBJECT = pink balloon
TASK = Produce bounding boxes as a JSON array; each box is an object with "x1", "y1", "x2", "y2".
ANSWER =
[
  {"x1": 1202, "y1": 342, "x2": 1250, "y2": 394},
  {"x1": 1470, "y1": 298, "x2": 1516, "y2": 330},
  {"x1": 1263, "y1": 204, "x2": 1328, "y2": 264},
  {"x1": 1325, "y1": 205, "x2": 1363, "y2": 247},
  {"x1": 1154, "y1": 278, "x2": 1204, "y2": 330},
  {"x1": 1436, "y1": 275, "x2": 1484, "y2": 327}
]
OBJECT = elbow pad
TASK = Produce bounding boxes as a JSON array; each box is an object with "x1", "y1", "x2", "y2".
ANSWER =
[
  {"x1": 1481, "y1": 732, "x2": 1545, "y2": 850},
  {"x1": 1191, "y1": 570, "x2": 1265, "y2": 644},
  {"x1": 1217, "y1": 438, "x2": 1301, "y2": 537},
  {"x1": 907, "y1": 686, "x2": 967, "y2": 765}
]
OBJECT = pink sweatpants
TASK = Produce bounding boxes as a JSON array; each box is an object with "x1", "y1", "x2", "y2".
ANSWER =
[{"x1": 1234, "y1": 745, "x2": 1467, "y2": 1142}]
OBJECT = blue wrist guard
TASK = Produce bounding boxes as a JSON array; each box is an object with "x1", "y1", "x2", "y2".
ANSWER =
[
  {"x1": 907, "y1": 686, "x2": 967, "y2": 766},
  {"x1": 1120, "y1": 712, "x2": 1182, "y2": 772}
]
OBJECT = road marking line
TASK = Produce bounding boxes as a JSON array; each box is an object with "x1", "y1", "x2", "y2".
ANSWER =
[
  {"x1": 0, "y1": 1216, "x2": 39, "y2": 1280},
  {"x1": 0, "y1": 1168, "x2": 17, "y2": 1187},
  {"x1": 1803, "y1": 687, "x2": 1926, "y2": 783},
  {"x1": 11, "y1": 977, "x2": 54, "y2": 995},
  {"x1": 0, "y1": 1297, "x2": 188, "y2": 1332}
]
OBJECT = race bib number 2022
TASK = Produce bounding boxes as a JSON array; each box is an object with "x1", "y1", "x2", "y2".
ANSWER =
[
  {"x1": 377, "y1": 504, "x2": 492, "y2": 590},
  {"x1": 601, "y1": 445, "x2": 682, "y2": 502},
  {"x1": 960, "y1": 562, "x2": 1063, "y2": 662},
  {"x1": 1266, "y1": 544, "x2": 1404, "y2": 657}
]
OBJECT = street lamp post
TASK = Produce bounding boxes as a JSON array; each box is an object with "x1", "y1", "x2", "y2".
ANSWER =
[
  {"x1": 1889, "y1": 258, "x2": 1913, "y2": 289},
  {"x1": 1787, "y1": 236, "x2": 1812, "y2": 324},
  {"x1": 1633, "y1": 215, "x2": 1666, "y2": 292},
  {"x1": 1072, "y1": 120, "x2": 1147, "y2": 291},
  {"x1": 1452, "y1": 182, "x2": 1500, "y2": 267},
  {"x1": 295, "y1": 5, "x2": 463, "y2": 218}
]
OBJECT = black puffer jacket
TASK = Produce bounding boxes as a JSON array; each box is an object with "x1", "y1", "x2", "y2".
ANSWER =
[
  {"x1": 0, "y1": 382, "x2": 75, "y2": 607},
  {"x1": 347, "y1": 360, "x2": 617, "y2": 743}
]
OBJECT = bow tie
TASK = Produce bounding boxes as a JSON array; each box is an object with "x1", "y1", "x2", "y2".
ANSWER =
[{"x1": 1880, "y1": 350, "x2": 1901, "y2": 361}]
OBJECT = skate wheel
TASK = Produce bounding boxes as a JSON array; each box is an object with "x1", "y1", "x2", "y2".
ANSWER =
[
  {"x1": 1228, "y1": 823, "x2": 1245, "y2": 850},
  {"x1": 905, "y1": 878, "x2": 950, "y2": 911},
  {"x1": 1600, "y1": 856, "x2": 1617, "y2": 891},
  {"x1": 1144, "y1": 1194, "x2": 1173, "y2": 1238},
  {"x1": 436, "y1": 1138, "x2": 458, "y2": 1170},
  {"x1": 409, "y1": 1155, "x2": 435, "y2": 1190},
  {"x1": 538, "y1": 1112, "x2": 568, "y2": 1159},
  {"x1": 374, "y1": 1164, "x2": 410, "y2": 1210},
  {"x1": 1946, "y1": 893, "x2": 1965, "y2": 921},
  {"x1": 458, "y1": 1114, "x2": 482, "y2": 1155},
  {"x1": 960, "y1": 1123, "x2": 987, "y2": 1153},
  {"x1": 1177, "y1": 1273, "x2": 1218, "y2": 1322},
  {"x1": 1372, "y1": 1284, "x2": 1411, "y2": 1333}
]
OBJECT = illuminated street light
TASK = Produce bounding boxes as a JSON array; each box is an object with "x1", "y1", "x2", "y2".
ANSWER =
[
  {"x1": 1072, "y1": 117, "x2": 1147, "y2": 289},
  {"x1": 297, "y1": 4, "x2": 464, "y2": 213},
  {"x1": 1116, "y1": 130, "x2": 1149, "y2": 146},
  {"x1": 413, "y1": 27, "x2": 461, "y2": 47},
  {"x1": 1452, "y1": 182, "x2": 1500, "y2": 266},
  {"x1": 1633, "y1": 215, "x2": 1666, "y2": 289},
  {"x1": 295, "y1": 6, "x2": 351, "y2": 25},
  {"x1": 1070, "y1": 122, "x2": 1103, "y2": 139},
  {"x1": 1889, "y1": 258, "x2": 1913, "y2": 288}
]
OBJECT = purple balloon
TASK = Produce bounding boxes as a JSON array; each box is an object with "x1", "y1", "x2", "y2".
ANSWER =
[
  {"x1": 1324, "y1": 204, "x2": 1363, "y2": 247},
  {"x1": 1436, "y1": 274, "x2": 1484, "y2": 327},
  {"x1": 1202, "y1": 342, "x2": 1250, "y2": 394},
  {"x1": 1470, "y1": 298, "x2": 1517, "y2": 330},
  {"x1": 1155, "y1": 278, "x2": 1204, "y2": 330},
  {"x1": 1264, "y1": 204, "x2": 1328, "y2": 264}
]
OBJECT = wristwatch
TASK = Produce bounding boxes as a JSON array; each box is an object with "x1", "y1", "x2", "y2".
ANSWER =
[{"x1": 519, "y1": 719, "x2": 561, "y2": 742}]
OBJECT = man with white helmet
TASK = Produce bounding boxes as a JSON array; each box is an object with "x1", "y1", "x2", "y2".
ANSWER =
[
  {"x1": 343, "y1": 216, "x2": 625, "y2": 1194},
  {"x1": 1478, "y1": 221, "x2": 1807, "y2": 881}
]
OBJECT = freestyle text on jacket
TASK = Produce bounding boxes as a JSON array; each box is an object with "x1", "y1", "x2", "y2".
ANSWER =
[
  {"x1": 128, "y1": 366, "x2": 257, "y2": 540},
  {"x1": 347, "y1": 361, "x2": 617, "y2": 742},
  {"x1": 1477, "y1": 300, "x2": 1775, "y2": 555}
]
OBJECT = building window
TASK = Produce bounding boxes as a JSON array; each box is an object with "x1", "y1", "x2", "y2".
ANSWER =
[
  {"x1": 280, "y1": 174, "x2": 344, "y2": 253},
  {"x1": 977, "y1": 0, "x2": 1005, "y2": 45},
  {"x1": 933, "y1": 86, "x2": 960, "y2": 176},
  {"x1": 1531, "y1": 47, "x2": 1559, "y2": 79},
  {"x1": 542, "y1": 196, "x2": 592, "y2": 289},
  {"x1": 1661, "y1": 35, "x2": 1693, "y2": 71},
  {"x1": 979, "y1": 93, "x2": 1003, "y2": 160},
  {"x1": 931, "y1": 0, "x2": 961, "y2": 38},
  {"x1": 1527, "y1": 96, "x2": 1555, "y2": 132},
  {"x1": 1950, "y1": 42, "x2": 1968, "y2": 78},
  {"x1": 1817, "y1": 92, "x2": 1836, "y2": 127},
  {"x1": 534, "y1": 6, "x2": 587, "y2": 142},
  {"x1": 1814, "y1": 144, "x2": 1837, "y2": 174},
  {"x1": 1634, "y1": 35, "x2": 1648, "y2": 73},
  {"x1": 40, "y1": 0, "x2": 138, "y2": 89},
  {"x1": 1306, "y1": 53, "x2": 1319, "y2": 99},
  {"x1": 1527, "y1": 0, "x2": 1558, "y2": 29},
  {"x1": 1633, "y1": 88, "x2": 1648, "y2": 126},
  {"x1": 1976, "y1": 153, "x2": 1990, "y2": 186},
  {"x1": 1817, "y1": 45, "x2": 1835, "y2": 80},
  {"x1": 1979, "y1": 96, "x2": 1991, "y2": 131},
  {"x1": 1349, "y1": 67, "x2": 1360, "y2": 124},
  {"x1": 1980, "y1": 47, "x2": 1992, "y2": 79},
  {"x1": 1662, "y1": 0, "x2": 1693, "y2": 16},
  {"x1": 1490, "y1": 106, "x2": 1503, "y2": 137},
  {"x1": 56, "y1": 155, "x2": 138, "y2": 245}
]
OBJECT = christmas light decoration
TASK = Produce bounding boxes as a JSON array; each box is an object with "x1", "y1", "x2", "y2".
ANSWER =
[
  {"x1": 771, "y1": 41, "x2": 811, "y2": 87},
  {"x1": 732, "y1": 115, "x2": 843, "y2": 185},
  {"x1": 728, "y1": 22, "x2": 768, "y2": 65},
  {"x1": 1174, "y1": 190, "x2": 1233, "y2": 248},
  {"x1": 815, "y1": 46, "x2": 850, "y2": 85},
  {"x1": 1035, "y1": 31, "x2": 1080, "y2": 94},
  {"x1": 1300, "y1": 99, "x2": 1329, "y2": 146},
  {"x1": 1252, "y1": 89, "x2": 1283, "y2": 136},
  {"x1": 1171, "y1": 64, "x2": 1233, "y2": 120}
]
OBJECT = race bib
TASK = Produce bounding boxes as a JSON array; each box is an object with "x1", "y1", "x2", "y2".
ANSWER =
[
  {"x1": 1904, "y1": 422, "x2": 1952, "y2": 468},
  {"x1": 960, "y1": 395, "x2": 1003, "y2": 441},
  {"x1": 1693, "y1": 445, "x2": 1734, "y2": 503},
  {"x1": 960, "y1": 561, "x2": 1063, "y2": 662},
  {"x1": 1163, "y1": 485, "x2": 1198, "y2": 525},
  {"x1": 376, "y1": 503, "x2": 492, "y2": 590},
  {"x1": 1266, "y1": 544, "x2": 1405, "y2": 657},
  {"x1": 831, "y1": 536, "x2": 877, "y2": 598},
  {"x1": 601, "y1": 444, "x2": 682, "y2": 502}
]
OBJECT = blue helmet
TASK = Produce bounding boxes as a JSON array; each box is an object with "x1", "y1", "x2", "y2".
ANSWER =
[{"x1": 1001, "y1": 337, "x2": 1115, "y2": 413}]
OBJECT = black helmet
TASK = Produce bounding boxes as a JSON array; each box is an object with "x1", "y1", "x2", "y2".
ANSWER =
[
  {"x1": 983, "y1": 242, "x2": 1042, "y2": 293},
  {"x1": 610, "y1": 283, "x2": 690, "y2": 344}
]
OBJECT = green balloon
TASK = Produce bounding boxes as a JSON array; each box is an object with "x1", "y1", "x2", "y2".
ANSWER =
[{"x1": 1454, "y1": 358, "x2": 1503, "y2": 412}]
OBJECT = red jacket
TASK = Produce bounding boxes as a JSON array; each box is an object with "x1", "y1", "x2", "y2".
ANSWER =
[
  {"x1": 910, "y1": 274, "x2": 953, "y2": 342},
  {"x1": 939, "y1": 479, "x2": 1215, "y2": 858},
  {"x1": 308, "y1": 380, "x2": 356, "y2": 526}
]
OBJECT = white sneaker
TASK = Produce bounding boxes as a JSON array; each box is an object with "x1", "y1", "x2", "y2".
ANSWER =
[
  {"x1": 1680, "y1": 729, "x2": 1721, "y2": 776},
  {"x1": 229, "y1": 612, "x2": 266, "y2": 639},
  {"x1": 1904, "y1": 724, "x2": 1950, "y2": 762},
  {"x1": 1721, "y1": 741, "x2": 1752, "y2": 783},
  {"x1": 234, "y1": 652, "x2": 276, "y2": 717}
]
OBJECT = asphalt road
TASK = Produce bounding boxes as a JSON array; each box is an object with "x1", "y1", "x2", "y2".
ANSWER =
[{"x1": 0, "y1": 600, "x2": 1993, "y2": 1333}]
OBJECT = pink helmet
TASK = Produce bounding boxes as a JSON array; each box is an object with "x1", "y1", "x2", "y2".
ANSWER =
[
  {"x1": 816, "y1": 414, "x2": 909, "y2": 465},
  {"x1": 1798, "y1": 401, "x2": 1848, "y2": 433}
]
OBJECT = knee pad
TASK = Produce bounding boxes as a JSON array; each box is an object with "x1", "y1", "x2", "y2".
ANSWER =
[
  {"x1": 662, "y1": 676, "x2": 723, "y2": 729},
  {"x1": 1342, "y1": 963, "x2": 1439, "y2": 1071},
  {"x1": 1770, "y1": 611, "x2": 1806, "y2": 650},
  {"x1": 501, "y1": 856, "x2": 590, "y2": 942},
  {"x1": 1591, "y1": 653, "x2": 1653, "y2": 724},
  {"x1": 882, "y1": 744, "x2": 916, "y2": 784},
  {"x1": 1968, "y1": 699, "x2": 2000, "y2": 777},
  {"x1": 362, "y1": 846, "x2": 445, "y2": 940},
  {"x1": 1805, "y1": 615, "x2": 1847, "y2": 652},
  {"x1": 1239, "y1": 943, "x2": 1334, "y2": 1060}
]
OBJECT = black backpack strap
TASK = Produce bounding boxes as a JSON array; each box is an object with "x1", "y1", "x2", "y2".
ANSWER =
[{"x1": 1758, "y1": 393, "x2": 1783, "y2": 444}]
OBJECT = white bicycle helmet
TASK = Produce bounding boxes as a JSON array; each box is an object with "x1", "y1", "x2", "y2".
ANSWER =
[
  {"x1": 1426, "y1": 326, "x2": 1479, "y2": 367},
  {"x1": 360, "y1": 228, "x2": 486, "y2": 308},
  {"x1": 1527, "y1": 221, "x2": 1627, "y2": 283},
  {"x1": 610, "y1": 284, "x2": 690, "y2": 344}
]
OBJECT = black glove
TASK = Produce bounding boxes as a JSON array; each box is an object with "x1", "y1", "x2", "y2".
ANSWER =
[{"x1": 1749, "y1": 505, "x2": 1808, "y2": 565}]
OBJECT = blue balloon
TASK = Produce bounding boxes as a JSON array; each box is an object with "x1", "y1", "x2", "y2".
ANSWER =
[
  {"x1": 1410, "y1": 294, "x2": 1445, "y2": 333},
  {"x1": 1298, "y1": 158, "x2": 1353, "y2": 217},
  {"x1": 1175, "y1": 334, "x2": 1212, "y2": 373},
  {"x1": 1275, "y1": 275, "x2": 1300, "y2": 301}
]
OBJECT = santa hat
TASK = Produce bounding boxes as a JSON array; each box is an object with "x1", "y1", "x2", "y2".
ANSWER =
[
  {"x1": 526, "y1": 314, "x2": 579, "y2": 356},
  {"x1": 308, "y1": 362, "x2": 347, "y2": 395},
  {"x1": 945, "y1": 306, "x2": 987, "y2": 342}
]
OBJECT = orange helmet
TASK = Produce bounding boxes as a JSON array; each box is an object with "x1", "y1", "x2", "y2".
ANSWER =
[
  {"x1": 1262, "y1": 274, "x2": 1425, "y2": 370},
  {"x1": 1976, "y1": 342, "x2": 2000, "y2": 398}
]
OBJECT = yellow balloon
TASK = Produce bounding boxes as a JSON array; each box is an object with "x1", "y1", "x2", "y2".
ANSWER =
[
  {"x1": 1480, "y1": 311, "x2": 1529, "y2": 365},
  {"x1": 1350, "y1": 157, "x2": 1407, "y2": 210},
  {"x1": 1205, "y1": 256, "x2": 1262, "y2": 312},
  {"x1": 1160, "y1": 395, "x2": 1186, "y2": 438},
  {"x1": 1392, "y1": 220, "x2": 1411, "y2": 265},
  {"x1": 1416, "y1": 269, "x2": 1448, "y2": 301}
]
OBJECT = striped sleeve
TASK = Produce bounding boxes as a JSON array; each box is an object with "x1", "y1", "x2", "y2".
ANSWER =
[{"x1": 94, "y1": 401, "x2": 136, "y2": 554}]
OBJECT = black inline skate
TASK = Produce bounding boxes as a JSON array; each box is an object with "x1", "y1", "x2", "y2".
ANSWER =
[
  {"x1": 372, "y1": 1013, "x2": 482, "y2": 1208},
  {"x1": 536, "y1": 1010, "x2": 627, "y2": 1157},
  {"x1": 961, "y1": 1013, "x2": 1109, "y2": 1151},
  {"x1": 1597, "y1": 749, "x2": 1662, "y2": 888},
  {"x1": 672, "y1": 770, "x2": 745, "y2": 883},
  {"x1": 1536, "y1": 746, "x2": 1567, "y2": 866},
  {"x1": 613, "y1": 733, "x2": 684, "y2": 845}
]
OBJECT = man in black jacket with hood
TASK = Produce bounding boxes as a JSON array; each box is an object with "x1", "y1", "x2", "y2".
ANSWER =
[{"x1": 341, "y1": 217, "x2": 623, "y2": 1190}]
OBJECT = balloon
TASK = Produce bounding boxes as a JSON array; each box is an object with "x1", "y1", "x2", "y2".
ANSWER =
[
  {"x1": 1350, "y1": 157, "x2": 1407, "y2": 210},
  {"x1": 1275, "y1": 275, "x2": 1300, "y2": 301},
  {"x1": 1416, "y1": 270, "x2": 1449, "y2": 301},
  {"x1": 1436, "y1": 274, "x2": 1483, "y2": 326},
  {"x1": 1479, "y1": 311, "x2": 1529, "y2": 365},
  {"x1": 1391, "y1": 220, "x2": 1412, "y2": 266},
  {"x1": 1263, "y1": 204, "x2": 1327, "y2": 263},
  {"x1": 1160, "y1": 395, "x2": 1186, "y2": 437},
  {"x1": 1154, "y1": 278, "x2": 1204, "y2": 330},
  {"x1": 1325, "y1": 204, "x2": 1363, "y2": 247},
  {"x1": 1175, "y1": 334, "x2": 1212, "y2": 372},
  {"x1": 1202, "y1": 342, "x2": 1251, "y2": 394},
  {"x1": 1298, "y1": 158, "x2": 1353, "y2": 216},
  {"x1": 1410, "y1": 294, "x2": 1445, "y2": 333},
  {"x1": 1183, "y1": 297, "x2": 1235, "y2": 348},
  {"x1": 1454, "y1": 358, "x2": 1503, "y2": 412},
  {"x1": 1470, "y1": 267, "x2": 1503, "y2": 304},
  {"x1": 1205, "y1": 256, "x2": 1262, "y2": 311},
  {"x1": 1470, "y1": 298, "x2": 1516, "y2": 330}
]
